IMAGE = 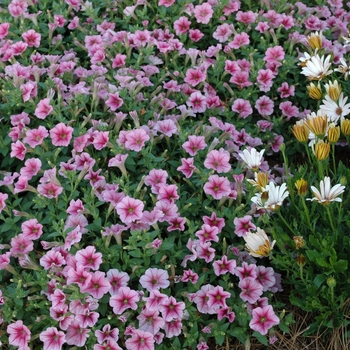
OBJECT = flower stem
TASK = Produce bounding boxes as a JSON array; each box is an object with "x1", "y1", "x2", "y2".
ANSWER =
[
  {"x1": 326, "y1": 205, "x2": 336, "y2": 234},
  {"x1": 277, "y1": 210, "x2": 295, "y2": 236}
]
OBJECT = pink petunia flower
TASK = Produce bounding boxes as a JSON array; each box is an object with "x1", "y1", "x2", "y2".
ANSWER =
[
  {"x1": 10, "y1": 140, "x2": 27, "y2": 160},
  {"x1": 7, "y1": 320, "x2": 31, "y2": 349},
  {"x1": 194, "y1": 3, "x2": 213, "y2": 24},
  {"x1": 207, "y1": 286, "x2": 231, "y2": 309},
  {"x1": 95, "y1": 324, "x2": 119, "y2": 344},
  {"x1": 139, "y1": 268, "x2": 170, "y2": 292},
  {"x1": 66, "y1": 320, "x2": 90, "y2": 347},
  {"x1": 213, "y1": 23, "x2": 233, "y2": 43},
  {"x1": 173, "y1": 16, "x2": 191, "y2": 35},
  {"x1": 137, "y1": 309, "x2": 165, "y2": 335},
  {"x1": 124, "y1": 129, "x2": 150, "y2": 152},
  {"x1": 203, "y1": 174, "x2": 231, "y2": 200},
  {"x1": 213, "y1": 255, "x2": 236, "y2": 276},
  {"x1": 234, "y1": 215, "x2": 256, "y2": 237},
  {"x1": 193, "y1": 284, "x2": 217, "y2": 314},
  {"x1": 256, "y1": 69, "x2": 275, "y2": 92},
  {"x1": 231, "y1": 98, "x2": 253, "y2": 118},
  {"x1": 187, "y1": 91, "x2": 207, "y2": 113},
  {"x1": 76, "y1": 246, "x2": 102, "y2": 270},
  {"x1": 23, "y1": 126, "x2": 49, "y2": 148},
  {"x1": 229, "y1": 71, "x2": 252, "y2": 89},
  {"x1": 39, "y1": 327, "x2": 65, "y2": 350},
  {"x1": 231, "y1": 32, "x2": 250, "y2": 49},
  {"x1": 249, "y1": 305, "x2": 280, "y2": 335},
  {"x1": 22, "y1": 29, "x2": 41, "y2": 47},
  {"x1": 125, "y1": 329, "x2": 155, "y2": 350},
  {"x1": 189, "y1": 29, "x2": 204, "y2": 42},
  {"x1": 184, "y1": 68, "x2": 206, "y2": 87},
  {"x1": 195, "y1": 224, "x2": 219, "y2": 244},
  {"x1": 239, "y1": 277, "x2": 264, "y2": 304},
  {"x1": 105, "y1": 92, "x2": 123, "y2": 111},
  {"x1": 50, "y1": 123, "x2": 74, "y2": 147},
  {"x1": 277, "y1": 82, "x2": 295, "y2": 98},
  {"x1": 204, "y1": 149, "x2": 231, "y2": 173},
  {"x1": 0, "y1": 23, "x2": 10, "y2": 39},
  {"x1": 144, "y1": 290, "x2": 168, "y2": 311},
  {"x1": 255, "y1": 95, "x2": 274, "y2": 116},
  {"x1": 235, "y1": 262, "x2": 257, "y2": 281},
  {"x1": 106, "y1": 269, "x2": 130, "y2": 295},
  {"x1": 160, "y1": 296, "x2": 185, "y2": 322},
  {"x1": 279, "y1": 101, "x2": 299, "y2": 120},
  {"x1": 255, "y1": 266, "x2": 276, "y2": 292},
  {"x1": 177, "y1": 158, "x2": 196, "y2": 178},
  {"x1": 109, "y1": 287, "x2": 140, "y2": 314},
  {"x1": 236, "y1": 10, "x2": 257, "y2": 24},
  {"x1": 35, "y1": 98, "x2": 53, "y2": 119},
  {"x1": 10, "y1": 233, "x2": 34, "y2": 257},
  {"x1": 116, "y1": 196, "x2": 144, "y2": 224},
  {"x1": 182, "y1": 135, "x2": 207, "y2": 156}
]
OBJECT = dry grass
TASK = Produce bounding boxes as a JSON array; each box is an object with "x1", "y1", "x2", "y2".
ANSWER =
[{"x1": 211, "y1": 299, "x2": 350, "y2": 350}]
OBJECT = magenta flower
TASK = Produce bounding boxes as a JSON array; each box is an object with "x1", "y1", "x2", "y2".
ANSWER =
[
  {"x1": 160, "y1": 296, "x2": 185, "y2": 321},
  {"x1": 125, "y1": 329, "x2": 154, "y2": 350},
  {"x1": 182, "y1": 135, "x2": 207, "y2": 156},
  {"x1": 279, "y1": 101, "x2": 299, "y2": 120},
  {"x1": 66, "y1": 320, "x2": 90, "y2": 347},
  {"x1": 187, "y1": 91, "x2": 207, "y2": 113},
  {"x1": 35, "y1": 98, "x2": 53, "y2": 119},
  {"x1": 236, "y1": 10, "x2": 257, "y2": 24},
  {"x1": 144, "y1": 169, "x2": 168, "y2": 194},
  {"x1": 217, "y1": 306, "x2": 236, "y2": 323},
  {"x1": 194, "y1": 3, "x2": 213, "y2": 24},
  {"x1": 94, "y1": 339, "x2": 122, "y2": 350},
  {"x1": 39, "y1": 327, "x2": 65, "y2": 350},
  {"x1": 95, "y1": 324, "x2": 119, "y2": 344},
  {"x1": 105, "y1": 92, "x2": 123, "y2": 111},
  {"x1": 10, "y1": 233, "x2": 34, "y2": 257},
  {"x1": 255, "y1": 266, "x2": 276, "y2": 292},
  {"x1": 277, "y1": 82, "x2": 295, "y2": 98},
  {"x1": 177, "y1": 158, "x2": 196, "y2": 178},
  {"x1": 0, "y1": 192, "x2": 8, "y2": 213},
  {"x1": 203, "y1": 212, "x2": 225, "y2": 233},
  {"x1": 203, "y1": 174, "x2": 231, "y2": 200},
  {"x1": 255, "y1": 95, "x2": 274, "y2": 117},
  {"x1": 22, "y1": 29, "x2": 41, "y2": 47},
  {"x1": 234, "y1": 261, "x2": 256, "y2": 279},
  {"x1": 189, "y1": 29, "x2": 204, "y2": 42},
  {"x1": 109, "y1": 287, "x2": 139, "y2": 314},
  {"x1": 234, "y1": 215, "x2": 256, "y2": 237},
  {"x1": 0, "y1": 23, "x2": 10, "y2": 39},
  {"x1": 207, "y1": 286, "x2": 231, "y2": 309},
  {"x1": 37, "y1": 182, "x2": 63, "y2": 199},
  {"x1": 76, "y1": 246, "x2": 102, "y2": 270},
  {"x1": 20, "y1": 158, "x2": 42, "y2": 179},
  {"x1": 231, "y1": 98, "x2": 253, "y2": 119},
  {"x1": 196, "y1": 241, "x2": 215, "y2": 263},
  {"x1": 195, "y1": 224, "x2": 219, "y2": 244},
  {"x1": 10, "y1": 140, "x2": 27, "y2": 160},
  {"x1": 231, "y1": 32, "x2": 250, "y2": 49},
  {"x1": 124, "y1": 129, "x2": 150, "y2": 152},
  {"x1": 7, "y1": 320, "x2": 31, "y2": 349},
  {"x1": 157, "y1": 184, "x2": 179, "y2": 204},
  {"x1": 139, "y1": 268, "x2": 170, "y2": 292},
  {"x1": 204, "y1": 149, "x2": 231, "y2": 173},
  {"x1": 256, "y1": 69, "x2": 275, "y2": 92},
  {"x1": 181, "y1": 269, "x2": 199, "y2": 284},
  {"x1": 229, "y1": 71, "x2": 252, "y2": 89},
  {"x1": 193, "y1": 284, "x2": 216, "y2": 314},
  {"x1": 116, "y1": 196, "x2": 144, "y2": 224},
  {"x1": 213, "y1": 23, "x2": 233, "y2": 43},
  {"x1": 164, "y1": 319, "x2": 182, "y2": 338},
  {"x1": 213, "y1": 255, "x2": 236, "y2": 276},
  {"x1": 50, "y1": 123, "x2": 74, "y2": 147},
  {"x1": 40, "y1": 250, "x2": 66, "y2": 270},
  {"x1": 106, "y1": 269, "x2": 130, "y2": 295},
  {"x1": 137, "y1": 309, "x2": 165, "y2": 334},
  {"x1": 173, "y1": 16, "x2": 191, "y2": 35},
  {"x1": 92, "y1": 131, "x2": 109, "y2": 150},
  {"x1": 239, "y1": 277, "x2": 264, "y2": 304},
  {"x1": 80, "y1": 271, "x2": 111, "y2": 299},
  {"x1": 264, "y1": 45, "x2": 285, "y2": 63},
  {"x1": 144, "y1": 290, "x2": 168, "y2": 311},
  {"x1": 184, "y1": 68, "x2": 206, "y2": 87},
  {"x1": 249, "y1": 305, "x2": 280, "y2": 335}
]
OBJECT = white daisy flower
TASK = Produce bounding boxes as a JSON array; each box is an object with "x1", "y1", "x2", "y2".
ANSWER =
[
  {"x1": 306, "y1": 176, "x2": 345, "y2": 205},
  {"x1": 243, "y1": 228, "x2": 276, "y2": 258},
  {"x1": 301, "y1": 53, "x2": 333, "y2": 80},
  {"x1": 319, "y1": 92, "x2": 350, "y2": 123},
  {"x1": 251, "y1": 182, "x2": 289, "y2": 211},
  {"x1": 335, "y1": 57, "x2": 350, "y2": 80},
  {"x1": 239, "y1": 148, "x2": 265, "y2": 172}
]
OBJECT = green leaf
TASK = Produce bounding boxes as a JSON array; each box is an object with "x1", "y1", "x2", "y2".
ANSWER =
[
  {"x1": 252, "y1": 331, "x2": 268, "y2": 346},
  {"x1": 313, "y1": 274, "x2": 326, "y2": 288},
  {"x1": 333, "y1": 260, "x2": 348, "y2": 273}
]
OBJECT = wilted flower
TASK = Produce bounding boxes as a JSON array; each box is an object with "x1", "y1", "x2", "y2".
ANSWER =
[
  {"x1": 295, "y1": 179, "x2": 308, "y2": 196},
  {"x1": 243, "y1": 228, "x2": 275, "y2": 258}
]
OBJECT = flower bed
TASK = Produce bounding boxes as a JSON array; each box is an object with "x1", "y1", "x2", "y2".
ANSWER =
[{"x1": 0, "y1": 0, "x2": 350, "y2": 349}]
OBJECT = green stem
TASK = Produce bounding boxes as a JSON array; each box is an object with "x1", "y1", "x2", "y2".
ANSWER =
[
  {"x1": 301, "y1": 197, "x2": 313, "y2": 231},
  {"x1": 277, "y1": 210, "x2": 295, "y2": 236},
  {"x1": 326, "y1": 205, "x2": 336, "y2": 233},
  {"x1": 331, "y1": 144, "x2": 336, "y2": 176},
  {"x1": 300, "y1": 264, "x2": 305, "y2": 282}
]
